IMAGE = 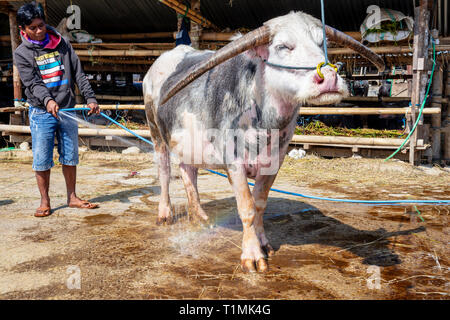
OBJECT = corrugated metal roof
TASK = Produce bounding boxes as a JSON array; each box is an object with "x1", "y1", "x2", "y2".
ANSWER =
[
  {"x1": 201, "y1": 0, "x2": 415, "y2": 31},
  {"x1": 2, "y1": 0, "x2": 448, "y2": 36},
  {"x1": 8, "y1": 0, "x2": 418, "y2": 34}
]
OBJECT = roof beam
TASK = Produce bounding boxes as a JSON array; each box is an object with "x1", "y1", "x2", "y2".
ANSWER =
[{"x1": 159, "y1": 0, "x2": 219, "y2": 31}]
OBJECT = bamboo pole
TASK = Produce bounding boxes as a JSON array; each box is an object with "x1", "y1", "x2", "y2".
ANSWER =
[
  {"x1": 94, "y1": 32, "x2": 174, "y2": 40},
  {"x1": 79, "y1": 56, "x2": 154, "y2": 65},
  {"x1": 75, "y1": 49, "x2": 166, "y2": 57},
  {"x1": 95, "y1": 95, "x2": 144, "y2": 101},
  {"x1": 0, "y1": 124, "x2": 410, "y2": 147},
  {"x1": 298, "y1": 107, "x2": 441, "y2": 115},
  {"x1": 159, "y1": 0, "x2": 219, "y2": 31},
  {"x1": 82, "y1": 64, "x2": 148, "y2": 73},
  {"x1": 342, "y1": 97, "x2": 448, "y2": 103},
  {"x1": 288, "y1": 135, "x2": 407, "y2": 146},
  {"x1": 72, "y1": 42, "x2": 175, "y2": 50},
  {"x1": 0, "y1": 124, "x2": 151, "y2": 138},
  {"x1": 0, "y1": 105, "x2": 442, "y2": 115}
]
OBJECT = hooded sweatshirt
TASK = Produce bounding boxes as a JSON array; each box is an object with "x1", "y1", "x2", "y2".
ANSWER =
[{"x1": 13, "y1": 25, "x2": 97, "y2": 110}]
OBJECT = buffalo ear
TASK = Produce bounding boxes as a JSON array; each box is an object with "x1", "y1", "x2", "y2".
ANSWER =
[{"x1": 246, "y1": 44, "x2": 269, "y2": 60}]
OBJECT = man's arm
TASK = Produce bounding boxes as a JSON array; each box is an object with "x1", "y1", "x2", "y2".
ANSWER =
[
  {"x1": 14, "y1": 50, "x2": 54, "y2": 108},
  {"x1": 67, "y1": 41, "x2": 99, "y2": 114}
]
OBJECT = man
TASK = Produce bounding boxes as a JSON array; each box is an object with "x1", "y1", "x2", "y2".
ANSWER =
[{"x1": 14, "y1": 3, "x2": 100, "y2": 217}]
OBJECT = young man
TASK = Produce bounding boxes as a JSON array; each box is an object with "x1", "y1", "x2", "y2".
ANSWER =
[{"x1": 14, "y1": 3, "x2": 100, "y2": 217}]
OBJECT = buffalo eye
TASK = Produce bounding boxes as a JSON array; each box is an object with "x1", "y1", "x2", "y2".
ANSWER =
[{"x1": 276, "y1": 44, "x2": 294, "y2": 52}]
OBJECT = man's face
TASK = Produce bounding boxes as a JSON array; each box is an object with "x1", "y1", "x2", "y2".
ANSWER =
[{"x1": 21, "y1": 18, "x2": 46, "y2": 41}]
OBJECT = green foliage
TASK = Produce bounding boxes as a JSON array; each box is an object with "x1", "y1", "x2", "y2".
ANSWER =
[
  {"x1": 295, "y1": 121, "x2": 406, "y2": 139},
  {"x1": 365, "y1": 20, "x2": 407, "y2": 36}
]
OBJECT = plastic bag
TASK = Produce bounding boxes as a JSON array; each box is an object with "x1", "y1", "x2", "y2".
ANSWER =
[{"x1": 360, "y1": 5, "x2": 413, "y2": 43}]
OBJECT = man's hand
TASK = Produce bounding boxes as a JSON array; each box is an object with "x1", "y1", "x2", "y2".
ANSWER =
[
  {"x1": 87, "y1": 102, "x2": 100, "y2": 115},
  {"x1": 46, "y1": 100, "x2": 59, "y2": 119}
]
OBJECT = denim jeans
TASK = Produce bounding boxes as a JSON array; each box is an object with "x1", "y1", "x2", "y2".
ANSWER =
[{"x1": 29, "y1": 106, "x2": 79, "y2": 171}]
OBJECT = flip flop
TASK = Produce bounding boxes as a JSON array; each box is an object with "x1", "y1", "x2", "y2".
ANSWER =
[
  {"x1": 35, "y1": 207, "x2": 51, "y2": 217},
  {"x1": 68, "y1": 201, "x2": 99, "y2": 209}
]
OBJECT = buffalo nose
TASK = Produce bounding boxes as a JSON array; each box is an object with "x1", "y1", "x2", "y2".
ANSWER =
[
  {"x1": 313, "y1": 72, "x2": 324, "y2": 84},
  {"x1": 315, "y1": 68, "x2": 339, "y2": 93}
]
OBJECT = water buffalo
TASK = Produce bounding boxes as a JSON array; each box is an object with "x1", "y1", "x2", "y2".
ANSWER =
[{"x1": 143, "y1": 11, "x2": 384, "y2": 272}]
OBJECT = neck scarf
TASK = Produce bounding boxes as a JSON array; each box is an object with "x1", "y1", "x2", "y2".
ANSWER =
[{"x1": 26, "y1": 33, "x2": 50, "y2": 47}]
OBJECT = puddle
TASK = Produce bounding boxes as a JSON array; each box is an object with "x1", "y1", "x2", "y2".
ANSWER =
[{"x1": 84, "y1": 214, "x2": 117, "y2": 226}]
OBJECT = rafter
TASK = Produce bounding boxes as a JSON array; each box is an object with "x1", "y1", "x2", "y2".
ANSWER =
[{"x1": 159, "y1": 0, "x2": 219, "y2": 31}]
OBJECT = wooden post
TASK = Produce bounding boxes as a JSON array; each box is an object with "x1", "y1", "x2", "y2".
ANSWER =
[
  {"x1": 444, "y1": 64, "x2": 450, "y2": 163},
  {"x1": 430, "y1": 61, "x2": 443, "y2": 161},
  {"x1": 190, "y1": 0, "x2": 202, "y2": 49},
  {"x1": 8, "y1": 9, "x2": 22, "y2": 104},
  {"x1": 410, "y1": 1, "x2": 430, "y2": 165}
]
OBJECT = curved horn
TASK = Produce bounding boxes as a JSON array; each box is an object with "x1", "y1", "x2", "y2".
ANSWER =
[
  {"x1": 325, "y1": 25, "x2": 385, "y2": 72},
  {"x1": 160, "y1": 25, "x2": 271, "y2": 105}
]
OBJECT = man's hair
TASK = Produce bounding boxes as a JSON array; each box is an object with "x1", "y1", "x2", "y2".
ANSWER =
[{"x1": 17, "y1": 2, "x2": 45, "y2": 28}]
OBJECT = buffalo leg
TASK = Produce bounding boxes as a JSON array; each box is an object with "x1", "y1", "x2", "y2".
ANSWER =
[
  {"x1": 145, "y1": 100, "x2": 173, "y2": 225},
  {"x1": 179, "y1": 163, "x2": 209, "y2": 221},
  {"x1": 227, "y1": 166, "x2": 268, "y2": 273},
  {"x1": 155, "y1": 144, "x2": 173, "y2": 225},
  {"x1": 252, "y1": 174, "x2": 277, "y2": 257}
]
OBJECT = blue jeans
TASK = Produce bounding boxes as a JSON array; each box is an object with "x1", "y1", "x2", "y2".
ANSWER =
[{"x1": 29, "y1": 106, "x2": 79, "y2": 171}]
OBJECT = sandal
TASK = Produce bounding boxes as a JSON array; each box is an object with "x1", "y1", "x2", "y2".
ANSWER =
[
  {"x1": 68, "y1": 200, "x2": 99, "y2": 209},
  {"x1": 35, "y1": 207, "x2": 51, "y2": 217}
]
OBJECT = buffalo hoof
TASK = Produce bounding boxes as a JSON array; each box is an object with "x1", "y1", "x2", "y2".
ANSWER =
[
  {"x1": 262, "y1": 244, "x2": 275, "y2": 257},
  {"x1": 241, "y1": 258, "x2": 268, "y2": 273},
  {"x1": 187, "y1": 207, "x2": 209, "y2": 222},
  {"x1": 187, "y1": 209, "x2": 209, "y2": 225},
  {"x1": 156, "y1": 216, "x2": 174, "y2": 225}
]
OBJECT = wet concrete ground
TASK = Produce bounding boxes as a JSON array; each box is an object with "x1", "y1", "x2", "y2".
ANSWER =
[{"x1": 0, "y1": 150, "x2": 449, "y2": 299}]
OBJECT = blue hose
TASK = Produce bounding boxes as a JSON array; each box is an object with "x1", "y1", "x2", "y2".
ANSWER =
[
  {"x1": 60, "y1": 107, "x2": 450, "y2": 205},
  {"x1": 62, "y1": 107, "x2": 154, "y2": 145}
]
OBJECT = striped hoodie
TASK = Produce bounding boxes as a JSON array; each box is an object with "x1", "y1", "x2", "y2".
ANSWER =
[{"x1": 14, "y1": 25, "x2": 97, "y2": 110}]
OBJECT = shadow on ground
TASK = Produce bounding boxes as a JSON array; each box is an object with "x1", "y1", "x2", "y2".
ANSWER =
[
  {"x1": 202, "y1": 196, "x2": 425, "y2": 267},
  {"x1": 0, "y1": 200, "x2": 14, "y2": 206}
]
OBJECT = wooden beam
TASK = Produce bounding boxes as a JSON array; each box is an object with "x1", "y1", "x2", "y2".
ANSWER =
[
  {"x1": 0, "y1": 105, "x2": 441, "y2": 115},
  {"x1": 71, "y1": 42, "x2": 175, "y2": 50},
  {"x1": 82, "y1": 64, "x2": 148, "y2": 73},
  {"x1": 291, "y1": 135, "x2": 407, "y2": 147},
  {"x1": 409, "y1": 1, "x2": 430, "y2": 165},
  {"x1": 75, "y1": 49, "x2": 166, "y2": 57},
  {"x1": 79, "y1": 56, "x2": 154, "y2": 65},
  {"x1": 94, "y1": 32, "x2": 174, "y2": 40},
  {"x1": 160, "y1": 0, "x2": 219, "y2": 31},
  {"x1": 8, "y1": 9, "x2": 22, "y2": 103},
  {"x1": 0, "y1": 124, "x2": 152, "y2": 138},
  {"x1": 342, "y1": 96, "x2": 448, "y2": 104},
  {"x1": 298, "y1": 107, "x2": 441, "y2": 115}
]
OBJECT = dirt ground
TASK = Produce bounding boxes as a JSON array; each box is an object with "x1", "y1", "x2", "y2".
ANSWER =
[{"x1": 0, "y1": 149, "x2": 449, "y2": 300}]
